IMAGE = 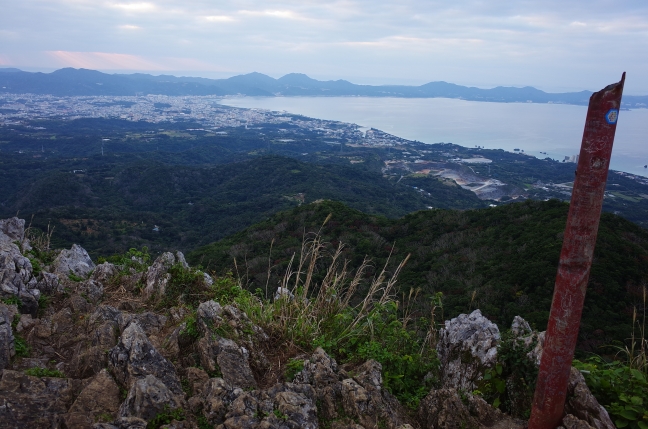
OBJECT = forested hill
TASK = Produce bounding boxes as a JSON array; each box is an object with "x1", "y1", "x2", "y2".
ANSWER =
[
  {"x1": 2, "y1": 67, "x2": 647, "y2": 107},
  {"x1": 189, "y1": 199, "x2": 648, "y2": 353}
]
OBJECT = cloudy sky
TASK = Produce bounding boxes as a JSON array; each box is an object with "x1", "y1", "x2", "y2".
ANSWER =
[{"x1": 1, "y1": 0, "x2": 647, "y2": 94}]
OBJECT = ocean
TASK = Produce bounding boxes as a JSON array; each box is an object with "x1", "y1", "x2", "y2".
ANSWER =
[{"x1": 219, "y1": 96, "x2": 648, "y2": 178}]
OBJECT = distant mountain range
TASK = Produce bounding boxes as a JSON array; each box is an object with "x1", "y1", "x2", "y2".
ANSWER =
[{"x1": 1, "y1": 67, "x2": 647, "y2": 108}]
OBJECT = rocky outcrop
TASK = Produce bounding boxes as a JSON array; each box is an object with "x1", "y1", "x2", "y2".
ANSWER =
[
  {"x1": 109, "y1": 322, "x2": 183, "y2": 397},
  {"x1": 0, "y1": 303, "x2": 17, "y2": 370},
  {"x1": 0, "y1": 369, "x2": 85, "y2": 428},
  {"x1": 437, "y1": 309, "x2": 500, "y2": 391},
  {"x1": 0, "y1": 218, "x2": 40, "y2": 315},
  {"x1": 142, "y1": 251, "x2": 187, "y2": 298},
  {"x1": 119, "y1": 374, "x2": 183, "y2": 420},
  {"x1": 53, "y1": 243, "x2": 96, "y2": 279},
  {"x1": 418, "y1": 388, "x2": 521, "y2": 429},
  {"x1": 564, "y1": 367, "x2": 615, "y2": 429},
  {"x1": 62, "y1": 369, "x2": 121, "y2": 428}
]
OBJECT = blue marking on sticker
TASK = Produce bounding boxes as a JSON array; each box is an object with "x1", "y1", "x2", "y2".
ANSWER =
[{"x1": 605, "y1": 109, "x2": 619, "y2": 124}]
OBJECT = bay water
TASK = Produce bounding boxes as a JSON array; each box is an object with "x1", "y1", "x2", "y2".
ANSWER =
[{"x1": 219, "y1": 96, "x2": 648, "y2": 177}]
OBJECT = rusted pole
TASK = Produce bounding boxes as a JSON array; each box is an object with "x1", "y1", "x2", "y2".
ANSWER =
[{"x1": 528, "y1": 73, "x2": 626, "y2": 429}]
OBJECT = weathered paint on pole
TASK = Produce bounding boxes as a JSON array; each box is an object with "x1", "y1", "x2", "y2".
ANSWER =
[{"x1": 528, "y1": 72, "x2": 626, "y2": 429}]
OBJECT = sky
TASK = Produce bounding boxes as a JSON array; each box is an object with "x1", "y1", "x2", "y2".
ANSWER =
[{"x1": 1, "y1": 0, "x2": 647, "y2": 94}]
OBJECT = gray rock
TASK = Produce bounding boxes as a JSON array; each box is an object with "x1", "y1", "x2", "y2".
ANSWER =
[
  {"x1": 36, "y1": 272, "x2": 62, "y2": 294},
  {"x1": 0, "y1": 220, "x2": 38, "y2": 313},
  {"x1": 89, "y1": 305, "x2": 122, "y2": 325},
  {"x1": 0, "y1": 217, "x2": 30, "y2": 250},
  {"x1": 91, "y1": 262, "x2": 119, "y2": 284},
  {"x1": 119, "y1": 374, "x2": 183, "y2": 421},
  {"x1": 143, "y1": 251, "x2": 187, "y2": 299},
  {"x1": 274, "y1": 287, "x2": 294, "y2": 301},
  {"x1": 93, "y1": 417, "x2": 148, "y2": 429},
  {"x1": 63, "y1": 369, "x2": 121, "y2": 428},
  {"x1": 0, "y1": 369, "x2": 84, "y2": 428},
  {"x1": 53, "y1": 244, "x2": 96, "y2": 279},
  {"x1": 564, "y1": 366, "x2": 615, "y2": 429},
  {"x1": 0, "y1": 303, "x2": 16, "y2": 370},
  {"x1": 199, "y1": 377, "x2": 243, "y2": 425},
  {"x1": 197, "y1": 299, "x2": 223, "y2": 332},
  {"x1": 118, "y1": 312, "x2": 167, "y2": 336},
  {"x1": 197, "y1": 334, "x2": 257, "y2": 390},
  {"x1": 511, "y1": 315, "x2": 532, "y2": 336},
  {"x1": 77, "y1": 279, "x2": 104, "y2": 303},
  {"x1": 109, "y1": 322, "x2": 183, "y2": 396},
  {"x1": 437, "y1": 309, "x2": 500, "y2": 390},
  {"x1": 417, "y1": 388, "x2": 520, "y2": 429}
]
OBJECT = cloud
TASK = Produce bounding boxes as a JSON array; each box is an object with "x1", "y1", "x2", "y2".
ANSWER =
[
  {"x1": 202, "y1": 15, "x2": 236, "y2": 22},
  {"x1": 109, "y1": 2, "x2": 156, "y2": 13},
  {"x1": 118, "y1": 24, "x2": 141, "y2": 30}
]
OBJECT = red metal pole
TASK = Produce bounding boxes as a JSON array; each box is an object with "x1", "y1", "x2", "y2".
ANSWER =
[{"x1": 528, "y1": 73, "x2": 626, "y2": 429}]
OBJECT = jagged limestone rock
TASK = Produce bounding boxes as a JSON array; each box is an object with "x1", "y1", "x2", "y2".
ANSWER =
[
  {"x1": 36, "y1": 272, "x2": 62, "y2": 294},
  {"x1": 564, "y1": 367, "x2": 615, "y2": 429},
  {"x1": 0, "y1": 219, "x2": 40, "y2": 315},
  {"x1": 0, "y1": 303, "x2": 17, "y2": 370},
  {"x1": 93, "y1": 416, "x2": 148, "y2": 429},
  {"x1": 0, "y1": 370, "x2": 85, "y2": 429},
  {"x1": 117, "y1": 311, "x2": 167, "y2": 336},
  {"x1": 53, "y1": 244, "x2": 96, "y2": 279},
  {"x1": 119, "y1": 374, "x2": 183, "y2": 421},
  {"x1": 417, "y1": 388, "x2": 520, "y2": 429},
  {"x1": 108, "y1": 322, "x2": 183, "y2": 396},
  {"x1": 218, "y1": 383, "x2": 318, "y2": 429},
  {"x1": 62, "y1": 369, "x2": 121, "y2": 428},
  {"x1": 91, "y1": 262, "x2": 119, "y2": 284},
  {"x1": 143, "y1": 251, "x2": 188, "y2": 299},
  {"x1": 198, "y1": 377, "x2": 243, "y2": 425},
  {"x1": 77, "y1": 279, "x2": 104, "y2": 303},
  {"x1": 437, "y1": 309, "x2": 500, "y2": 391},
  {"x1": 197, "y1": 334, "x2": 257, "y2": 390}
]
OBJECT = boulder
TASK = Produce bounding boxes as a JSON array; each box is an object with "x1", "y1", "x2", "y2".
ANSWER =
[
  {"x1": 417, "y1": 388, "x2": 521, "y2": 429},
  {"x1": 91, "y1": 262, "x2": 119, "y2": 284},
  {"x1": 274, "y1": 287, "x2": 294, "y2": 301},
  {"x1": 143, "y1": 251, "x2": 187, "y2": 298},
  {"x1": 0, "y1": 218, "x2": 30, "y2": 249},
  {"x1": 0, "y1": 369, "x2": 84, "y2": 428},
  {"x1": 197, "y1": 335, "x2": 257, "y2": 390},
  {"x1": 564, "y1": 367, "x2": 615, "y2": 429},
  {"x1": 77, "y1": 279, "x2": 105, "y2": 303},
  {"x1": 109, "y1": 322, "x2": 183, "y2": 396},
  {"x1": 119, "y1": 374, "x2": 183, "y2": 421},
  {"x1": 63, "y1": 369, "x2": 121, "y2": 428},
  {"x1": 219, "y1": 382, "x2": 318, "y2": 429},
  {"x1": 53, "y1": 244, "x2": 96, "y2": 279},
  {"x1": 199, "y1": 377, "x2": 243, "y2": 425},
  {"x1": 117, "y1": 311, "x2": 167, "y2": 337},
  {"x1": 0, "y1": 303, "x2": 16, "y2": 370},
  {"x1": 437, "y1": 309, "x2": 500, "y2": 390},
  {"x1": 36, "y1": 272, "x2": 63, "y2": 294},
  {"x1": 0, "y1": 220, "x2": 39, "y2": 314}
]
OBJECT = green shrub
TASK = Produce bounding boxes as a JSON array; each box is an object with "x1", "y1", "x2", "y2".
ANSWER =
[
  {"x1": 159, "y1": 264, "x2": 210, "y2": 308},
  {"x1": 477, "y1": 331, "x2": 538, "y2": 418},
  {"x1": 100, "y1": 247, "x2": 151, "y2": 274},
  {"x1": 146, "y1": 406, "x2": 185, "y2": 429},
  {"x1": 574, "y1": 357, "x2": 648, "y2": 429},
  {"x1": 24, "y1": 367, "x2": 64, "y2": 378},
  {"x1": 68, "y1": 271, "x2": 83, "y2": 282},
  {"x1": 1, "y1": 296, "x2": 21, "y2": 306},
  {"x1": 14, "y1": 334, "x2": 31, "y2": 358},
  {"x1": 285, "y1": 359, "x2": 305, "y2": 382},
  {"x1": 312, "y1": 301, "x2": 438, "y2": 408}
]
